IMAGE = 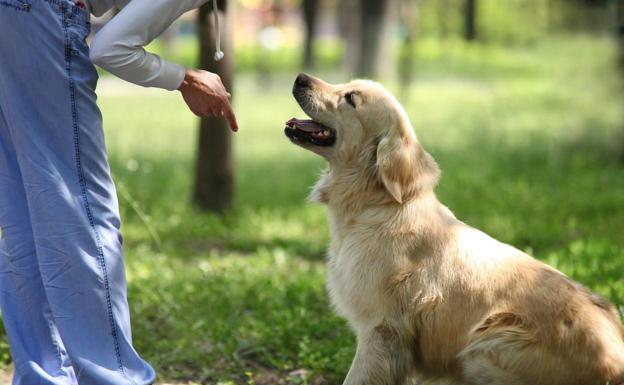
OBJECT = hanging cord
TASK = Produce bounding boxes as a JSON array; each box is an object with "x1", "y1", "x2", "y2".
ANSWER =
[{"x1": 213, "y1": 0, "x2": 224, "y2": 61}]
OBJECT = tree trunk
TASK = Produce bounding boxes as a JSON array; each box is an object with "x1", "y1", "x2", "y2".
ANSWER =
[
  {"x1": 357, "y1": 0, "x2": 390, "y2": 78},
  {"x1": 617, "y1": 0, "x2": 624, "y2": 72},
  {"x1": 436, "y1": 0, "x2": 449, "y2": 41},
  {"x1": 616, "y1": 0, "x2": 624, "y2": 162},
  {"x1": 399, "y1": 0, "x2": 418, "y2": 100},
  {"x1": 464, "y1": 0, "x2": 477, "y2": 41},
  {"x1": 194, "y1": 0, "x2": 235, "y2": 213},
  {"x1": 340, "y1": 0, "x2": 361, "y2": 77},
  {"x1": 302, "y1": 0, "x2": 320, "y2": 69}
]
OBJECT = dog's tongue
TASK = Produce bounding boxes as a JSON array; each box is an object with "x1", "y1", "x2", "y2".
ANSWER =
[{"x1": 287, "y1": 118, "x2": 326, "y2": 133}]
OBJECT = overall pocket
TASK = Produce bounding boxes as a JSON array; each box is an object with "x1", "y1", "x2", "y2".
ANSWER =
[
  {"x1": 0, "y1": 0, "x2": 31, "y2": 12},
  {"x1": 58, "y1": 0, "x2": 98, "y2": 91},
  {"x1": 55, "y1": 0, "x2": 91, "y2": 55},
  {"x1": 67, "y1": 18, "x2": 90, "y2": 53}
]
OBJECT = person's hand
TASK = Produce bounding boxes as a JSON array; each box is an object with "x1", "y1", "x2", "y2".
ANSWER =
[{"x1": 178, "y1": 69, "x2": 238, "y2": 132}]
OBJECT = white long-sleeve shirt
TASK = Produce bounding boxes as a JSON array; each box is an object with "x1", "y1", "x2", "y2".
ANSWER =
[{"x1": 87, "y1": 0, "x2": 209, "y2": 90}]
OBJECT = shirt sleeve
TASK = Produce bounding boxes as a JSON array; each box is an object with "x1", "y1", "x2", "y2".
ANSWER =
[{"x1": 90, "y1": 0, "x2": 208, "y2": 91}]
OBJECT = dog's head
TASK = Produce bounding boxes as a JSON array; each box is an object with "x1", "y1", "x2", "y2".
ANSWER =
[{"x1": 285, "y1": 73, "x2": 439, "y2": 204}]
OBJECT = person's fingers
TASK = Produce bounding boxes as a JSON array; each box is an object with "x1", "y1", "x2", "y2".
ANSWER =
[
  {"x1": 205, "y1": 107, "x2": 218, "y2": 118},
  {"x1": 221, "y1": 99, "x2": 238, "y2": 132},
  {"x1": 198, "y1": 106, "x2": 209, "y2": 116},
  {"x1": 192, "y1": 88, "x2": 237, "y2": 130},
  {"x1": 219, "y1": 98, "x2": 238, "y2": 132}
]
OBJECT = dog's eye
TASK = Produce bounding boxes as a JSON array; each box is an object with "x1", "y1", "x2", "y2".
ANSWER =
[{"x1": 344, "y1": 92, "x2": 357, "y2": 108}]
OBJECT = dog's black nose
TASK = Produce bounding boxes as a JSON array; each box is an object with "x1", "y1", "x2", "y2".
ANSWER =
[{"x1": 295, "y1": 73, "x2": 311, "y2": 88}]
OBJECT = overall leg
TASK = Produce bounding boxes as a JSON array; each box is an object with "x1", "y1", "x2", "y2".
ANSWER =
[
  {"x1": 0, "y1": 1, "x2": 155, "y2": 384},
  {"x1": 0, "y1": 103, "x2": 77, "y2": 385}
]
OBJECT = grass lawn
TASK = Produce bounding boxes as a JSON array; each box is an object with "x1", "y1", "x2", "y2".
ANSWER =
[{"x1": 1, "y1": 35, "x2": 623, "y2": 384}]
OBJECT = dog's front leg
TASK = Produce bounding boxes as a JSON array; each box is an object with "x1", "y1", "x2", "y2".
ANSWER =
[{"x1": 343, "y1": 325, "x2": 412, "y2": 385}]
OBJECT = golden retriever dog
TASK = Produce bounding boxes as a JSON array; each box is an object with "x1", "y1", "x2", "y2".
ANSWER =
[{"x1": 284, "y1": 73, "x2": 624, "y2": 385}]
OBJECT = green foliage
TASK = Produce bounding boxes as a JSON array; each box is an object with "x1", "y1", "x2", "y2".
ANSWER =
[
  {"x1": 416, "y1": 0, "x2": 613, "y2": 43},
  {"x1": 1, "y1": 35, "x2": 623, "y2": 383},
  {"x1": 133, "y1": 0, "x2": 616, "y2": 80},
  {"x1": 417, "y1": 0, "x2": 550, "y2": 44}
]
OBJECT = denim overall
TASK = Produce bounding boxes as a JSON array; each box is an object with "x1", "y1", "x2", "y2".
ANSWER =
[{"x1": 0, "y1": 1, "x2": 156, "y2": 384}]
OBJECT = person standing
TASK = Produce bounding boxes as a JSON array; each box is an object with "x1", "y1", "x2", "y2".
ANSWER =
[{"x1": 0, "y1": 0, "x2": 235, "y2": 384}]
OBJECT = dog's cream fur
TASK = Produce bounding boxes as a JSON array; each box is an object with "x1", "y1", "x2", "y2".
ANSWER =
[{"x1": 288, "y1": 74, "x2": 624, "y2": 385}]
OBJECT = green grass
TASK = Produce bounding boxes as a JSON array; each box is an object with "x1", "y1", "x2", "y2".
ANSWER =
[{"x1": 3, "y1": 35, "x2": 624, "y2": 384}]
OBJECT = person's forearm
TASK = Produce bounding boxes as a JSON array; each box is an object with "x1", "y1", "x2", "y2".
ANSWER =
[
  {"x1": 90, "y1": 0, "x2": 207, "y2": 90},
  {"x1": 89, "y1": 0, "x2": 237, "y2": 130},
  {"x1": 90, "y1": 45, "x2": 186, "y2": 91}
]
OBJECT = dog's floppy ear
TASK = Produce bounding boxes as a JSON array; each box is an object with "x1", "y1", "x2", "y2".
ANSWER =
[
  {"x1": 376, "y1": 114, "x2": 439, "y2": 203},
  {"x1": 376, "y1": 133, "x2": 413, "y2": 203}
]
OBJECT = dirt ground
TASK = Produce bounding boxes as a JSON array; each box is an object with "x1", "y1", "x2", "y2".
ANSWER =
[{"x1": 0, "y1": 369, "x2": 11, "y2": 384}]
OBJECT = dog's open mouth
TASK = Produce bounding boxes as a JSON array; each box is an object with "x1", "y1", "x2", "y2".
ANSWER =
[{"x1": 284, "y1": 118, "x2": 336, "y2": 147}]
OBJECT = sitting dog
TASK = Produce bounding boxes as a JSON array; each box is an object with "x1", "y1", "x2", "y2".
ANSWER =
[{"x1": 284, "y1": 73, "x2": 624, "y2": 385}]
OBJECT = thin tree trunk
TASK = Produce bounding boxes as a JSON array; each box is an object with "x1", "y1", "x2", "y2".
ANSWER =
[
  {"x1": 436, "y1": 0, "x2": 449, "y2": 41},
  {"x1": 464, "y1": 0, "x2": 477, "y2": 41},
  {"x1": 340, "y1": 0, "x2": 361, "y2": 77},
  {"x1": 194, "y1": 0, "x2": 235, "y2": 213},
  {"x1": 357, "y1": 0, "x2": 390, "y2": 78},
  {"x1": 399, "y1": 0, "x2": 418, "y2": 101},
  {"x1": 302, "y1": 0, "x2": 320, "y2": 69},
  {"x1": 616, "y1": 0, "x2": 624, "y2": 162},
  {"x1": 617, "y1": 0, "x2": 624, "y2": 72}
]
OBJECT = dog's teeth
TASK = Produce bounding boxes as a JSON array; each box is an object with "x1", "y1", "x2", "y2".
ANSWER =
[{"x1": 323, "y1": 130, "x2": 330, "y2": 136}]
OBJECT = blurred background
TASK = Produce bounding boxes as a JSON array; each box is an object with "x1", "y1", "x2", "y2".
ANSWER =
[{"x1": 2, "y1": 0, "x2": 624, "y2": 384}]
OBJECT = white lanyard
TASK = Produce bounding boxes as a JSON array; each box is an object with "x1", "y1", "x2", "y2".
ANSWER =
[{"x1": 212, "y1": 0, "x2": 224, "y2": 61}]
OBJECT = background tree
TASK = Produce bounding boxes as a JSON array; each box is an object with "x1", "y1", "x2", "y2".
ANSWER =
[
  {"x1": 616, "y1": 0, "x2": 624, "y2": 162},
  {"x1": 302, "y1": 0, "x2": 320, "y2": 69},
  {"x1": 616, "y1": 0, "x2": 624, "y2": 71},
  {"x1": 194, "y1": 0, "x2": 235, "y2": 213},
  {"x1": 436, "y1": 0, "x2": 450, "y2": 41},
  {"x1": 340, "y1": 0, "x2": 393, "y2": 79},
  {"x1": 339, "y1": 0, "x2": 361, "y2": 76},
  {"x1": 464, "y1": 0, "x2": 477, "y2": 41},
  {"x1": 357, "y1": 0, "x2": 391, "y2": 78},
  {"x1": 398, "y1": 0, "x2": 418, "y2": 100}
]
